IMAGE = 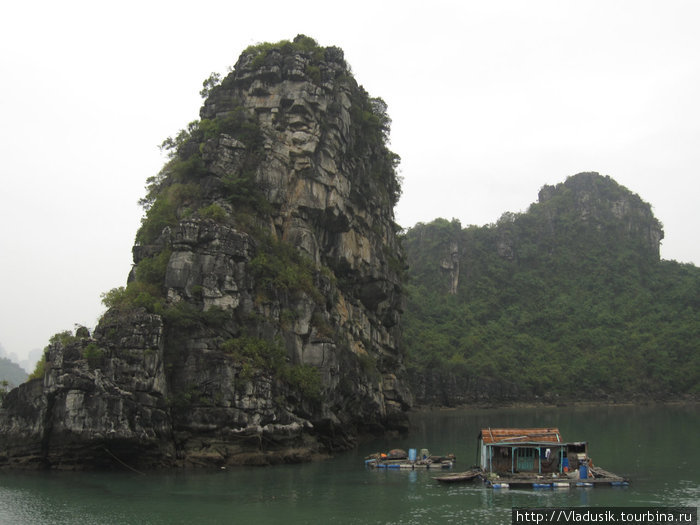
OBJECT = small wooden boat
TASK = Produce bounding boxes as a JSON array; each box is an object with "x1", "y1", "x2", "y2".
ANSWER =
[{"x1": 433, "y1": 468, "x2": 482, "y2": 484}]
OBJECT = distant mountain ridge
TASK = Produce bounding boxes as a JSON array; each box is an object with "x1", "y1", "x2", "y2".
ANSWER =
[
  {"x1": 402, "y1": 172, "x2": 699, "y2": 405},
  {"x1": 0, "y1": 357, "x2": 28, "y2": 389}
]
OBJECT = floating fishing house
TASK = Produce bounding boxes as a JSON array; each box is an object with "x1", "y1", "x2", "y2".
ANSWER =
[
  {"x1": 433, "y1": 428, "x2": 629, "y2": 488},
  {"x1": 477, "y1": 427, "x2": 587, "y2": 475}
]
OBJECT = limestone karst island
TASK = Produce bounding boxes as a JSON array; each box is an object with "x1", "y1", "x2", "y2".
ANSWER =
[{"x1": 1, "y1": 36, "x2": 697, "y2": 470}]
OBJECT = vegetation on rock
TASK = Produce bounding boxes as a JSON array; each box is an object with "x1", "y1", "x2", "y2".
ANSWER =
[
  {"x1": 4, "y1": 35, "x2": 409, "y2": 469},
  {"x1": 18, "y1": 34, "x2": 698, "y2": 471},
  {"x1": 402, "y1": 173, "x2": 699, "y2": 403}
]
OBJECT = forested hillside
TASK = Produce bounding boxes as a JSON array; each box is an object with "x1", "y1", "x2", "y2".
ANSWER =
[{"x1": 402, "y1": 173, "x2": 699, "y2": 404}]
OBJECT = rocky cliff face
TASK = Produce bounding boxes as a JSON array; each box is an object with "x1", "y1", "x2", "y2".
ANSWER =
[
  {"x1": 0, "y1": 36, "x2": 411, "y2": 469},
  {"x1": 536, "y1": 172, "x2": 663, "y2": 258}
]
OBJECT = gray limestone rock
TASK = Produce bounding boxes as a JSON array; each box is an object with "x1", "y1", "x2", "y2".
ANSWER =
[{"x1": 0, "y1": 37, "x2": 411, "y2": 470}]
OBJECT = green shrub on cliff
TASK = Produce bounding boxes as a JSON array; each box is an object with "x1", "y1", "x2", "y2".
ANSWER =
[
  {"x1": 223, "y1": 170, "x2": 270, "y2": 215},
  {"x1": 198, "y1": 203, "x2": 228, "y2": 222},
  {"x1": 221, "y1": 336, "x2": 286, "y2": 371},
  {"x1": 217, "y1": 108, "x2": 264, "y2": 150},
  {"x1": 199, "y1": 72, "x2": 221, "y2": 99},
  {"x1": 134, "y1": 250, "x2": 171, "y2": 286},
  {"x1": 285, "y1": 365, "x2": 322, "y2": 401},
  {"x1": 0, "y1": 380, "x2": 9, "y2": 402},
  {"x1": 243, "y1": 34, "x2": 326, "y2": 70},
  {"x1": 27, "y1": 353, "x2": 46, "y2": 381},
  {"x1": 249, "y1": 234, "x2": 323, "y2": 304},
  {"x1": 100, "y1": 286, "x2": 128, "y2": 310},
  {"x1": 162, "y1": 302, "x2": 228, "y2": 330},
  {"x1": 346, "y1": 91, "x2": 402, "y2": 207},
  {"x1": 27, "y1": 330, "x2": 80, "y2": 381},
  {"x1": 101, "y1": 282, "x2": 162, "y2": 313},
  {"x1": 82, "y1": 342, "x2": 105, "y2": 367},
  {"x1": 48, "y1": 330, "x2": 77, "y2": 346},
  {"x1": 136, "y1": 183, "x2": 201, "y2": 245},
  {"x1": 221, "y1": 335, "x2": 322, "y2": 399}
]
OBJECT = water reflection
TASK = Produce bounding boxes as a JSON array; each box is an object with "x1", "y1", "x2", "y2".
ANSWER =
[{"x1": 0, "y1": 404, "x2": 697, "y2": 524}]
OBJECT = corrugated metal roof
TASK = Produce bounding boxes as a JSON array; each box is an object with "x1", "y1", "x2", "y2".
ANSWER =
[{"x1": 479, "y1": 428, "x2": 562, "y2": 444}]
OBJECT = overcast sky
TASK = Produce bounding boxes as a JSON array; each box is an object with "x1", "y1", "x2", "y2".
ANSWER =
[{"x1": 1, "y1": 0, "x2": 699, "y2": 368}]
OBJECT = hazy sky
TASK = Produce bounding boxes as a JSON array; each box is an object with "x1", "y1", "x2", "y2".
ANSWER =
[{"x1": 2, "y1": 0, "x2": 699, "y2": 367}]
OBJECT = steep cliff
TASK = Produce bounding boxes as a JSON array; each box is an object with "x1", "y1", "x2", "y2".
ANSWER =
[
  {"x1": 0, "y1": 36, "x2": 411, "y2": 469},
  {"x1": 403, "y1": 173, "x2": 698, "y2": 405}
]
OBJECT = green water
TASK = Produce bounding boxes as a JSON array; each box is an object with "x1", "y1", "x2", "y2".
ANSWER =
[{"x1": 0, "y1": 404, "x2": 697, "y2": 524}]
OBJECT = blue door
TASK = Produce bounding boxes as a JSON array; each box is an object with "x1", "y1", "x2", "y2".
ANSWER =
[{"x1": 516, "y1": 448, "x2": 536, "y2": 471}]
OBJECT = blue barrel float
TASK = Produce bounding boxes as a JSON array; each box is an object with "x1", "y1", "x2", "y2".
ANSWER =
[
  {"x1": 579, "y1": 465, "x2": 588, "y2": 479},
  {"x1": 408, "y1": 448, "x2": 417, "y2": 462}
]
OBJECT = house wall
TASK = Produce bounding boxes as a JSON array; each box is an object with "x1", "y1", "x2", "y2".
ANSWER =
[{"x1": 484, "y1": 445, "x2": 564, "y2": 474}]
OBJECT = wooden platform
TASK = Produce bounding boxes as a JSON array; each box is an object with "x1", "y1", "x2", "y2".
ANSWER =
[
  {"x1": 433, "y1": 466, "x2": 629, "y2": 488},
  {"x1": 485, "y1": 468, "x2": 630, "y2": 488},
  {"x1": 366, "y1": 458, "x2": 454, "y2": 470},
  {"x1": 490, "y1": 477, "x2": 630, "y2": 488}
]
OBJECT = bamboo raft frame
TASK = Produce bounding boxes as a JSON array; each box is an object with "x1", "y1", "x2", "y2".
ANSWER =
[
  {"x1": 434, "y1": 465, "x2": 629, "y2": 488},
  {"x1": 366, "y1": 458, "x2": 455, "y2": 470},
  {"x1": 365, "y1": 449, "x2": 456, "y2": 470}
]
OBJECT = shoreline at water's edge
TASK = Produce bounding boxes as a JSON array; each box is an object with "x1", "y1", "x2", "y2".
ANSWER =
[
  {"x1": 409, "y1": 398, "x2": 700, "y2": 413},
  {"x1": 1, "y1": 400, "x2": 695, "y2": 472}
]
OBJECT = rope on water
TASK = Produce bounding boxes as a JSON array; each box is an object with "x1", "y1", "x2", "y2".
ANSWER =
[{"x1": 103, "y1": 447, "x2": 146, "y2": 476}]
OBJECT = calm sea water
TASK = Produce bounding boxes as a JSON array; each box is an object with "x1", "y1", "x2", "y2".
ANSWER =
[{"x1": 0, "y1": 404, "x2": 697, "y2": 524}]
